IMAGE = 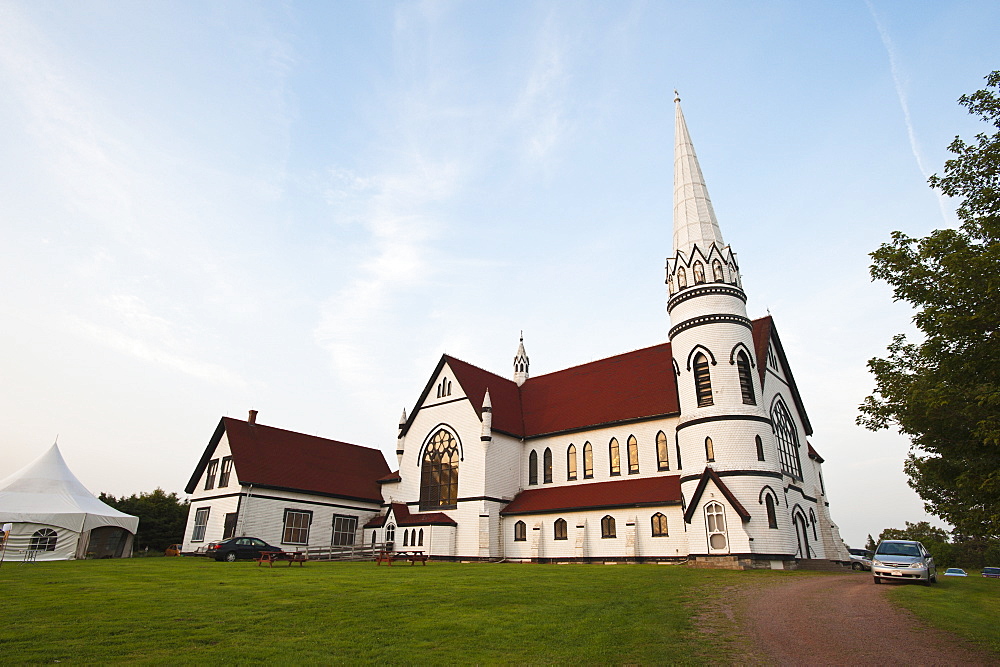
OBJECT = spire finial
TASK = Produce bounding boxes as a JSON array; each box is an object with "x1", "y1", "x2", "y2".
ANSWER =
[
  {"x1": 672, "y1": 94, "x2": 724, "y2": 256},
  {"x1": 674, "y1": 89, "x2": 680, "y2": 103}
]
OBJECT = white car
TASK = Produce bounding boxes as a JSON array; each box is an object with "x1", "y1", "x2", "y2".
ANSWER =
[
  {"x1": 848, "y1": 548, "x2": 873, "y2": 571},
  {"x1": 943, "y1": 568, "x2": 967, "y2": 577}
]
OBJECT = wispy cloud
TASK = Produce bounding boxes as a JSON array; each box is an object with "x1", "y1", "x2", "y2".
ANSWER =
[
  {"x1": 866, "y1": 0, "x2": 951, "y2": 224},
  {"x1": 69, "y1": 294, "x2": 246, "y2": 387}
]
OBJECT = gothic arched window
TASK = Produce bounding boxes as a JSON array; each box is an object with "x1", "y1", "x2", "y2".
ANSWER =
[
  {"x1": 583, "y1": 442, "x2": 594, "y2": 479},
  {"x1": 737, "y1": 351, "x2": 755, "y2": 405},
  {"x1": 693, "y1": 353, "x2": 713, "y2": 407},
  {"x1": 651, "y1": 512, "x2": 668, "y2": 537},
  {"x1": 601, "y1": 515, "x2": 616, "y2": 538},
  {"x1": 385, "y1": 524, "x2": 396, "y2": 545},
  {"x1": 705, "y1": 436, "x2": 715, "y2": 462},
  {"x1": 627, "y1": 435, "x2": 639, "y2": 474},
  {"x1": 554, "y1": 518, "x2": 568, "y2": 540},
  {"x1": 419, "y1": 429, "x2": 460, "y2": 510},
  {"x1": 514, "y1": 521, "x2": 526, "y2": 542},
  {"x1": 771, "y1": 399, "x2": 803, "y2": 479},
  {"x1": 765, "y1": 494, "x2": 778, "y2": 529},
  {"x1": 755, "y1": 435, "x2": 765, "y2": 461},
  {"x1": 609, "y1": 438, "x2": 621, "y2": 476},
  {"x1": 543, "y1": 448, "x2": 553, "y2": 484},
  {"x1": 528, "y1": 450, "x2": 538, "y2": 485},
  {"x1": 656, "y1": 431, "x2": 670, "y2": 471},
  {"x1": 712, "y1": 259, "x2": 725, "y2": 282},
  {"x1": 418, "y1": 528, "x2": 424, "y2": 546},
  {"x1": 567, "y1": 444, "x2": 577, "y2": 481},
  {"x1": 706, "y1": 502, "x2": 727, "y2": 551}
]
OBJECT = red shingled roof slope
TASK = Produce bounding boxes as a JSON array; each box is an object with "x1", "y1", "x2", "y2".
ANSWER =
[
  {"x1": 751, "y1": 316, "x2": 773, "y2": 386},
  {"x1": 216, "y1": 418, "x2": 389, "y2": 502},
  {"x1": 444, "y1": 356, "x2": 523, "y2": 436},
  {"x1": 501, "y1": 476, "x2": 682, "y2": 515},
  {"x1": 364, "y1": 503, "x2": 457, "y2": 527},
  {"x1": 520, "y1": 343, "x2": 679, "y2": 436}
]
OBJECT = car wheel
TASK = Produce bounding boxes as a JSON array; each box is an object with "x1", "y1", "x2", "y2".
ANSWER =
[
  {"x1": 852, "y1": 562, "x2": 861, "y2": 571},
  {"x1": 930, "y1": 573, "x2": 937, "y2": 583},
  {"x1": 225, "y1": 552, "x2": 237, "y2": 562},
  {"x1": 873, "y1": 576, "x2": 880, "y2": 584}
]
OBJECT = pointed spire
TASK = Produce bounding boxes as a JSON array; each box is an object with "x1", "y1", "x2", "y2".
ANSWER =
[
  {"x1": 513, "y1": 332, "x2": 529, "y2": 386},
  {"x1": 673, "y1": 92, "x2": 725, "y2": 256},
  {"x1": 398, "y1": 408, "x2": 407, "y2": 429},
  {"x1": 481, "y1": 389, "x2": 493, "y2": 444}
]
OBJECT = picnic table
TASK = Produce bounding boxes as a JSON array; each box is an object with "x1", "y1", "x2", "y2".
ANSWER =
[
  {"x1": 256, "y1": 550, "x2": 308, "y2": 567},
  {"x1": 374, "y1": 550, "x2": 428, "y2": 566}
]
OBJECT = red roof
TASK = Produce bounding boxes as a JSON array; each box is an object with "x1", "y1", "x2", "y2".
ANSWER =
[
  {"x1": 364, "y1": 502, "x2": 456, "y2": 527},
  {"x1": 751, "y1": 316, "x2": 773, "y2": 386},
  {"x1": 521, "y1": 343, "x2": 679, "y2": 436},
  {"x1": 501, "y1": 476, "x2": 682, "y2": 515},
  {"x1": 185, "y1": 417, "x2": 389, "y2": 503},
  {"x1": 445, "y1": 356, "x2": 524, "y2": 436},
  {"x1": 807, "y1": 442, "x2": 824, "y2": 463}
]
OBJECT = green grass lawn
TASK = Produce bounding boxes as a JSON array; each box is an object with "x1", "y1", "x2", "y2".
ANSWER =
[
  {"x1": 0, "y1": 558, "x2": 770, "y2": 665},
  {"x1": 886, "y1": 572, "x2": 1000, "y2": 656}
]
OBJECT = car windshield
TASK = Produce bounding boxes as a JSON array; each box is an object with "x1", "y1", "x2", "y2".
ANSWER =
[{"x1": 876, "y1": 543, "x2": 920, "y2": 557}]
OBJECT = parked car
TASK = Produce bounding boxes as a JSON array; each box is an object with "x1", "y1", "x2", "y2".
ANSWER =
[
  {"x1": 164, "y1": 544, "x2": 183, "y2": 557},
  {"x1": 982, "y1": 567, "x2": 1000, "y2": 578},
  {"x1": 848, "y1": 548, "x2": 873, "y2": 571},
  {"x1": 207, "y1": 537, "x2": 280, "y2": 562},
  {"x1": 943, "y1": 568, "x2": 967, "y2": 577},
  {"x1": 872, "y1": 540, "x2": 936, "y2": 585}
]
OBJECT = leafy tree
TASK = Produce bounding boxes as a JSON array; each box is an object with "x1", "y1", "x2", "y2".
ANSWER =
[
  {"x1": 100, "y1": 488, "x2": 189, "y2": 552},
  {"x1": 858, "y1": 71, "x2": 1000, "y2": 539}
]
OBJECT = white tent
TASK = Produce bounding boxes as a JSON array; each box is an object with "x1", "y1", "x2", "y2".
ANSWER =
[{"x1": 0, "y1": 444, "x2": 138, "y2": 561}]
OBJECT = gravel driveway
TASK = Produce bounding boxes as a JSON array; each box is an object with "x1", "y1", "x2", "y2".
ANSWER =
[{"x1": 740, "y1": 572, "x2": 994, "y2": 665}]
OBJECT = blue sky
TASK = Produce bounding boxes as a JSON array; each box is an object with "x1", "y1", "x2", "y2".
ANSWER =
[{"x1": 1, "y1": 1, "x2": 997, "y2": 548}]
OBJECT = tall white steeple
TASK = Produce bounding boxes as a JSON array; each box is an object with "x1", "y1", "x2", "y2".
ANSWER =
[
  {"x1": 513, "y1": 333, "x2": 529, "y2": 386},
  {"x1": 672, "y1": 91, "x2": 725, "y2": 256},
  {"x1": 666, "y1": 92, "x2": 742, "y2": 298}
]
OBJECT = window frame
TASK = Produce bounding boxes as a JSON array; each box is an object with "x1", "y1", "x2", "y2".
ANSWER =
[
  {"x1": 419, "y1": 429, "x2": 460, "y2": 510},
  {"x1": 567, "y1": 444, "x2": 577, "y2": 481},
  {"x1": 514, "y1": 520, "x2": 526, "y2": 542},
  {"x1": 772, "y1": 399, "x2": 803, "y2": 479},
  {"x1": 601, "y1": 515, "x2": 617, "y2": 539},
  {"x1": 656, "y1": 431, "x2": 670, "y2": 471},
  {"x1": 191, "y1": 507, "x2": 210, "y2": 542},
  {"x1": 583, "y1": 442, "x2": 594, "y2": 479},
  {"x1": 765, "y1": 495, "x2": 778, "y2": 529},
  {"x1": 651, "y1": 512, "x2": 668, "y2": 537},
  {"x1": 609, "y1": 438, "x2": 621, "y2": 476},
  {"x1": 218, "y1": 456, "x2": 233, "y2": 488},
  {"x1": 755, "y1": 434, "x2": 765, "y2": 461},
  {"x1": 204, "y1": 459, "x2": 219, "y2": 490},
  {"x1": 332, "y1": 514, "x2": 358, "y2": 547},
  {"x1": 30, "y1": 528, "x2": 58, "y2": 552},
  {"x1": 737, "y1": 351, "x2": 756, "y2": 405},
  {"x1": 627, "y1": 435, "x2": 639, "y2": 474},
  {"x1": 554, "y1": 518, "x2": 568, "y2": 540},
  {"x1": 693, "y1": 353, "x2": 713, "y2": 407},
  {"x1": 282, "y1": 509, "x2": 313, "y2": 545},
  {"x1": 528, "y1": 450, "x2": 538, "y2": 485},
  {"x1": 705, "y1": 436, "x2": 715, "y2": 462},
  {"x1": 543, "y1": 447, "x2": 553, "y2": 484}
]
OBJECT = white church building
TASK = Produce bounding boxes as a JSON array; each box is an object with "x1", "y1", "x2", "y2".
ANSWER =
[{"x1": 183, "y1": 97, "x2": 849, "y2": 568}]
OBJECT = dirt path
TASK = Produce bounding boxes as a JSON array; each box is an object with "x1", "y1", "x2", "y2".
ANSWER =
[{"x1": 739, "y1": 573, "x2": 993, "y2": 665}]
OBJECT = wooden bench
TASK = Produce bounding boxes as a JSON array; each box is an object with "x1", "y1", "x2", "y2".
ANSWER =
[
  {"x1": 257, "y1": 550, "x2": 308, "y2": 567},
  {"x1": 375, "y1": 550, "x2": 427, "y2": 566},
  {"x1": 406, "y1": 553, "x2": 428, "y2": 566},
  {"x1": 374, "y1": 550, "x2": 395, "y2": 566}
]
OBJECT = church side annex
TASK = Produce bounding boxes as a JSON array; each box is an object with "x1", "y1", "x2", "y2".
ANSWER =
[{"x1": 183, "y1": 97, "x2": 850, "y2": 568}]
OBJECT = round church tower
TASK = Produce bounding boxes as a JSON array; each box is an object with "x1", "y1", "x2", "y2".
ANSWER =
[{"x1": 667, "y1": 94, "x2": 791, "y2": 563}]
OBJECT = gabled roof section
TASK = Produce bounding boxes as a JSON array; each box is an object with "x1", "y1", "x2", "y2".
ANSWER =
[
  {"x1": 501, "y1": 476, "x2": 682, "y2": 516},
  {"x1": 520, "y1": 343, "x2": 679, "y2": 436},
  {"x1": 683, "y1": 467, "x2": 751, "y2": 524},
  {"x1": 377, "y1": 471, "x2": 401, "y2": 484},
  {"x1": 184, "y1": 417, "x2": 390, "y2": 503},
  {"x1": 752, "y1": 316, "x2": 813, "y2": 436},
  {"x1": 399, "y1": 355, "x2": 523, "y2": 438},
  {"x1": 807, "y1": 442, "x2": 824, "y2": 464},
  {"x1": 364, "y1": 502, "x2": 457, "y2": 528}
]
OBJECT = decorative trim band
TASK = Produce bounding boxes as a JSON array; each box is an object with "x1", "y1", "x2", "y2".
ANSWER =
[
  {"x1": 676, "y1": 414, "x2": 772, "y2": 431},
  {"x1": 667, "y1": 284, "x2": 747, "y2": 313},
  {"x1": 680, "y1": 469, "x2": 784, "y2": 484},
  {"x1": 669, "y1": 314, "x2": 752, "y2": 339}
]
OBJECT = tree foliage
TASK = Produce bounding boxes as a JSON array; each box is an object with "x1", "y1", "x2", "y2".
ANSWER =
[
  {"x1": 859, "y1": 71, "x2": 1000, "y2": 538},
  {"x1": 99, "y1": 488, "x2": 189, "y2": 552}
]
